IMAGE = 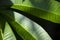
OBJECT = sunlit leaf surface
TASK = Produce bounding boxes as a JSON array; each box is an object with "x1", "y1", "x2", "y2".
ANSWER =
[
  {"x1": 4, "y1": 23, "x2": 16, "y2": 40},
  {"x1": 0, "y1": 10, "x2": 52, "y2": 40},
  {"x1": 1, "y1": 0, "x2": 59, "y2": 40}
]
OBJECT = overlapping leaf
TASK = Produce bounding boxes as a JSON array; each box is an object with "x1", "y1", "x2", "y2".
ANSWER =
[
  {"x1": 0, "y1": 11, "x2": 16, "y2": 40},
  {"x1": 13, "y1": 12, "x2": 52, "y2": 40},
  {"x1": 0, "y1": 10, "x2": 36, "y2": 40},
  {"x1": 0, "y1": 29, "x2": 3, "y2": 40},
  {"x1": 0, "y1": 9, "x2": 52, "y2": 40},
  {"x1": 0, "y1": 15, "x2": 6, "y2": 40},
  {"x1": 0, "y1": 0, "x2": 58, "y2": 40},
  {"x1": 11, "y1": 0, "x2": 60, "y2": 23}
]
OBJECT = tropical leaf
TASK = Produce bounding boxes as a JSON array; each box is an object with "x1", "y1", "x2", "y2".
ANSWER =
[
  {"x1": 0, "y1": 15, "x2": 6, "y2": 40},
  {"x1": 0, "y1": 10, "x2": 36, "y2": 40},
  {"x1": 13, "y1": 11, "x2": 52, "y2": 40},
  {"x1": 0, "y1": 9, "x2": 52, "y2": 40},
  {"x1": 0, "y1": 29, "x2": 3, "y2": 40},
  {"x1": 1, "y1": 0, "x2": 59, "y2": 40},
  {"x1": 11, "y1": 0, "x2": 60, "y2": 23},
  {"x1": 4, "y1": 22, "x2": 16, "y2": 40},
  {"x1": 0, "y1": 12, "x2": 16, "y2": 40}
]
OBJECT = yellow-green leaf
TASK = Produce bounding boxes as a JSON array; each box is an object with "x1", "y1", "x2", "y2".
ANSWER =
[{"x1": 4, "y1": 22, "x2": 16, "y2": 40}]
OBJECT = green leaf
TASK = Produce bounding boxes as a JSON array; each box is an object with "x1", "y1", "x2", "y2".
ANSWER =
[
  {"x1": 0, "y1": 10, "x2": 52, "y2": 40},
  {"x1": 0, "y1": 14, "x2": 16, "y2": 40},
  {"x1": 13, "y1": 12, "x2": 52, "y2": 40},
  {"x1": 0, "y1": 10, "x2": 36, "y2": 40},
  {"x1": 4, "y1": 22, "x2": 16, "y2": 40},
  {"x1": 11, "y1": 0, "x2": 60, "y2": 23},
  {"x1": 0, "y1": 15, "x2": 6, "y2": 40},
  {"x1": 0, "y1": 29, "x2": 3, "y2": 40}
]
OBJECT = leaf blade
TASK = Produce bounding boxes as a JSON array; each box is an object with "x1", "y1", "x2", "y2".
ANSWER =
[
  {"x1": 0, "y1": 10, "x2": 36, "y2": 40},
  {"x1": 11, "y1": 0, "x2": 60, "y2": 23},
  {"x1": 4, "y1": 22, "x2": 16, "y2": 40}
]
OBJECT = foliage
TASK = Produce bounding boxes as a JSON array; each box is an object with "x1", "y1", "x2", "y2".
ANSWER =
[{"x1": 0, "y1": 0, "x2": 60, "y2": 40}]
